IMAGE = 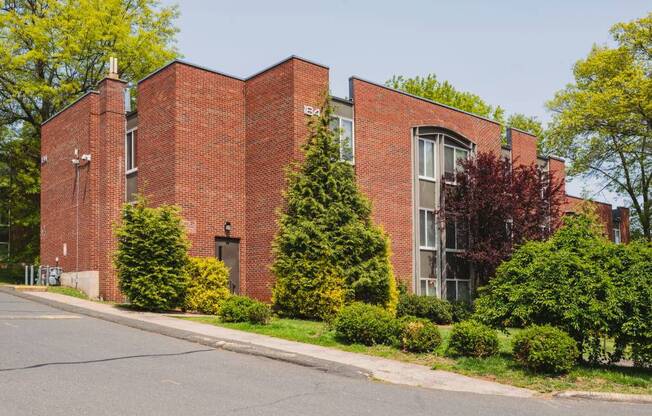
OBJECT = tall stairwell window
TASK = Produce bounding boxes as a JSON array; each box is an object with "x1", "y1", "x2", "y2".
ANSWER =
[{"x1": 125, "y1": 128, "x2": 138, "y2": 202}]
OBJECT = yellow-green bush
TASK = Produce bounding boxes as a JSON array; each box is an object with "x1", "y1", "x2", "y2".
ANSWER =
[{"x1": 183, "y1": 257, "x2": 230, "y2": 314}]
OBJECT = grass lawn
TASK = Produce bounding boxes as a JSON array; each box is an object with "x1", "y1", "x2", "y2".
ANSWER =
[
  {"x1": 183, "y1": 316, "x2": 652, "y2": 395},
  {"x1": 47, "y1": 286, "x2": 89, "y2": 299}
]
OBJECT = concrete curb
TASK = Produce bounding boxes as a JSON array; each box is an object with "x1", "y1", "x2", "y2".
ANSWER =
[
  {"x1": 0, "y1": 287, "x2": 369, "y2": 380},
  {"x1": 555, "y1": 391, "x2": 652, "y2": 404}
]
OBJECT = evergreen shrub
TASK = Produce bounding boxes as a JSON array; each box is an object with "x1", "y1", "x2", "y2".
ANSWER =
[{"x1": 114, "y1": 198, "x2": 189, "y2": 311}]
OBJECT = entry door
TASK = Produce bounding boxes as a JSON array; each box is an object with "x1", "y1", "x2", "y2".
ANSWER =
[{"x1": 216, "y1": 237, "x2": 240, "y2": 294}]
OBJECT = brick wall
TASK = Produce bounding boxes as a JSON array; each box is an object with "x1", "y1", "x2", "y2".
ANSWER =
[
  {"x1": 244, "y1": 58, "x2": 329, "y2": 300},
  {"x1": 509, "y1": 128, "x2": 538, "y2": 167},
  {"x1": 137, "y1": 65, "x2": 178, "y2": 206},
  {"x1": 350, "y1": 79, "x2": 503, "y2": 288},
  {"x1": 174, "y1": 64, "x2": 247, "y2": 260},
  {"x1": 97, "y1": 78, "x2": 127, "y2": 301},
  {"x1": 41, "y1": 93, "x2": 99, "y2": 272}
]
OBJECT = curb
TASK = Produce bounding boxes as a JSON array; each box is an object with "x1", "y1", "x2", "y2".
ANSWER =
[
  {"x1": 555, "y1": 391, "x2": 652, "y2": 404},
  {"x1": 0, "y1": 287, "x2": 370, "y2": 381}
]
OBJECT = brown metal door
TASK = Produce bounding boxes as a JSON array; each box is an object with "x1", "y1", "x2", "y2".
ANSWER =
[{"x1": 216, "y1": 237, "x2": 240, "y2": 294}]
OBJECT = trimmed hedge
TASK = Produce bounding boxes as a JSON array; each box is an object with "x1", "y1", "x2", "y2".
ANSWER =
[
  {"x1": 396, "y1": 293, "x2": 452, "y2": 324},
  {"x1": 512, "y1": 325, "x2": 578, "y2": 374},
  {"x1": 334, "y1": 302, "x2": 400, "y2": 346},
  {"x1": 399, "y1": 317, "x2": 442, "y2": 353},
  {"x1": 447, "y1": 321, "x2": 499, "y2": 358},
  {"x1": 220, "y1": 296, "x2": 271, "y2": 325},
  {"x1": 183, "y1": 257, "x2": 230, "y2": 315}
]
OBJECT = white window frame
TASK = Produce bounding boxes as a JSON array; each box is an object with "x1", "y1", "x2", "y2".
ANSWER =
[
  {"x1": 614, "y1": 228, "x2": 621, "y2": 244},
  {"x1": 125, "y1": 128, "x2": 138, "y2": 174},
  {"x1": 418, "y1": 137, "x2": 437, "y2": 182},
  {"x1": 419, "y1": 208, "x2": 437, "y2": 251},
  {"x1": 443, "y1": 144, "x2": 469, "y2": 185},
  {"x1": 419, "y1": 277, "x2": 438, "y2": 297},
  {"x1": 331, "y1": 116, "x2": 355, "y2": 164}
]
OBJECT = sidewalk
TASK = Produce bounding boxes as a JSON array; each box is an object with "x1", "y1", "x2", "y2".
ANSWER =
[{"x1": 3, "y1": 287, "x2": 534, "y2": 398}]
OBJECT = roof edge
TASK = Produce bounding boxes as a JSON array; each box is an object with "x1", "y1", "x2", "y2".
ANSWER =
[
  {"x1": 41, "y1": 90, "x2": 99, "y2": 127},
  {"x1": 349, "y1": 76, "x2": 503, "y2": 126},
  {"x1": 137, "y1": 60, "x2": 245, "y2": 84},
  {"x1": 245, "y1": 55, "x2": 329, "y2": 80}
]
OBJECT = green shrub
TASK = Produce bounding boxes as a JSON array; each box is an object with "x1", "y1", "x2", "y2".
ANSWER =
[
  {"x1": 610, "y1": 241, "x2": 652, "y2": 368},
  {"x1": 114, "y1": 198, "x2": 189, "y2": 311},
  {"x1": 474, "y1": 213, "x2": 619, "y2": 362},
  {"x1": 399, "y1": 317, "x2": 442, "y2": 353},
  {"x1": 220, "y1": 295, "x2": 271, "y2": 325},
  {"x1": 333, "y1": 302, "x2": 400, "y2": 346},
  {"x1": 247, "y1": 301, "x2": 272, "y2": 325},
  {"x1": 272, "y1": 100, "x2": 398, "y2": 320},
  {"x1": 396, "y1": 293, "x2": 452, "y2": 324},
  {"x1": 447, "y1": 321, "x2": 499, "y2": 358},
  {"x1": 512, "y1": 325, "x2": 579, "y2": 374},
  {"x1": 183, "y1": 257, "x2": 231, "y2": 314},
  {"x1": 450, "y1": 300, "x2": 474, "y2": 323},
  {"x1": 272, "y1": 263, "x2": 346, "y2": 321}
]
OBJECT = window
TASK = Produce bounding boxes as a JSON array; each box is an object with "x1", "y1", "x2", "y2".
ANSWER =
[
  {"x1": 125, "y1": 129, "x2": 138, "y2": 202},
  {"x1": 445, "y1": 252, "x2": 471, "y2": 301},
  {"x1": 330, "y1": 116, "x2": 354, "y2": 163},
  {"x1": 614, "y1": 228, "x2": 621, "y2": 244},
  {"x1": 418, "y1": 138, "x2": 436, "y2": 180},
  {"x1": 126, "y1": 129, "x2": 137, "y2": 173},
  {"x1": 444, "y1": 145, "x2": 468, "y2": 182},
  {"x1": 420, "y1": 278, "x2": 438, "y2": 297},
  {"x1": 419, "y1": 208, "x2": 436, "y2": 249},
  {"x1": 445, "y1": 220, "x2": 467, "y2": 250}
]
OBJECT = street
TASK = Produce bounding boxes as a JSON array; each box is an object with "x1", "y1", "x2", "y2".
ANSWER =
[{"x1": 0, "y1": 291, "x2": 649, "y2": 416}]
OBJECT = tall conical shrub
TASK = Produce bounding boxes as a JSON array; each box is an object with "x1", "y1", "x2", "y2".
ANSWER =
[{"x1": 272, "y1": 97, "x2": 398, "y2": 320}]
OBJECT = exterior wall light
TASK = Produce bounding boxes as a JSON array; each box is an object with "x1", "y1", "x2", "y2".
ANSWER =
[{"x1": 224, "y1": 221, "x2": 232, "y2": 236}]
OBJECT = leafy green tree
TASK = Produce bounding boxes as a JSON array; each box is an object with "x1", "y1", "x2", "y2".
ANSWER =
[
  {"x1": 386, "y1": 74, "x2": 505, "y2": 122},
  {"x1": 387, "y1": 75, "x2": 546, "y2": 144},
  {"x1": 474, "y1": 212, "x2": 621, "y2": 363},
  {"x1": 507, "y1": 113, "x2": 545, "y2": 141},
  {"x1": 0, "y1": 124, "x2": 39, "y2": 262},
  {"x1": 114, "y1": 198, "x2": 189, "y2": 311},
  {"x1": 546, "y1": 13, "x2": 652, "y2": 240},
  {"x1": 272, "y1": 98, "x2": 398, "y2": 320},
  {"x1": 0, "y1": 0, "x2": 179, "y2": 261}
]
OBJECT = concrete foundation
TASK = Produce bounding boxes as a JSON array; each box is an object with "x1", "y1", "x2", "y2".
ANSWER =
[{"x1": 59, "y1": 271, "x2": 100, "y2": 299}]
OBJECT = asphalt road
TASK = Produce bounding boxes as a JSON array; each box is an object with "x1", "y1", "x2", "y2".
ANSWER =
[{"x1": 0, "y1": 292, "x2": 649, "y2": 416}]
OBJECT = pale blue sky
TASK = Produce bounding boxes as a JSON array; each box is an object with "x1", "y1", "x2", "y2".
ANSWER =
[{"x1": 163, "y1": 0, "x2": 650, "y2": 205}]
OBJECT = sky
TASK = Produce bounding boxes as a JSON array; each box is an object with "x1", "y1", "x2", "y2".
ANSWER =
[{"x1": 162, "y1": 0, "x2": 650, "y2": 206}]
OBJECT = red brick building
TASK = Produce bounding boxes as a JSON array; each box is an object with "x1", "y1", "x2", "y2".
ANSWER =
[{"x1": 40, "y1": 56, "x2": 629, "y2": 301}]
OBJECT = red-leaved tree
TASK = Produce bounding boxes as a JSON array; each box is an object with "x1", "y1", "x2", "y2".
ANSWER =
[{"x1": 440, "y1": 151, "x2": 564, "y2": 287}]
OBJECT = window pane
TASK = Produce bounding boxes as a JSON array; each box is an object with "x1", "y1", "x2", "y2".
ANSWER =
[
  {"x1": 419, "y1": 210, "x2": 426, "y2": 247},
  {"x1": 444, "y1": 146, "x2": 454, "y2": 180},
  {"x1": 418, "y1": 139, "x2": 425, "y2": 176},
  {"x1": 126, "y1": 132, "x2": 133, "y2": 171},
  {"x1": 446, "y1": 252, "x2": 470, "y2": 280},
  {"x1": 457, "y1": 221, "x2": 467, "y2": 249},
  {"x1": 456, "y1": 149, "x2": 468, "y2": 172},
  {"x1": 427, "y1": 279, "x2": 436, "y2": 297},
  {"x1": 446, "y1": 280, "x2": 457, "y2": 301},
  {"x1": 446, "y1": 221, "x2": 455, "y2": 249},
  {"x1": 126, "y1": 173, "x2": 138, "y2": 202},
  {"x1": 425, "y1": 141, "x2": 434, "y2": 178},
  {"x1": 458, "y1": 280, "x2": 470, "y2": 301},
  {"x1": 132, "y1": 130, "x2": 138, "y2": 168},
  {"x1": 329, "y1": 117, "x2": 339, "y2": 133},
  {"x1": 426, "y1": 211, "x2": 436, "y2": 248},
  {"x1": 420, "y1": 279, "x2": 427, "y2": 295},
  {"x1": 341, "y1": 119, "x2": 353, "y2": 162}
]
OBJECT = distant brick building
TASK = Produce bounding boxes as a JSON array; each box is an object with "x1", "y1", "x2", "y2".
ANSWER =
[{"x1": 40, "y1": 56, "x2": 629, "y2": 301}]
